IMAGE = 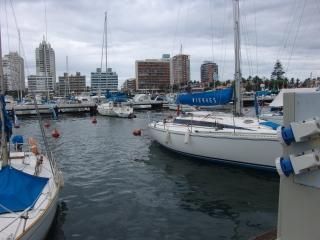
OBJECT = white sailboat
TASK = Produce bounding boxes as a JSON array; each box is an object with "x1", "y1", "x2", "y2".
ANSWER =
[
  {"x1": 148, "y1": 0, "x2": 282, "y2": 170},
  {"x1": 0, "y1": 26, "x2": 63, "y2": 239},
  {"x1": 97, "y1": 12, "x2": 134, "y2": 118}
]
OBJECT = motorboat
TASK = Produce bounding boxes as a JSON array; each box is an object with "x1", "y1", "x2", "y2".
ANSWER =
[{"x1": 97, "y1": 101, "x2": 134, "y2": 118}]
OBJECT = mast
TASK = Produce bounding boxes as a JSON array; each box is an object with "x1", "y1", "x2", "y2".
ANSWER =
[
  {"x1": 66, "y1": 56, "x2": 69, "y2": 97},
  {"x1": 0, "y1": 26, "x2": 9, "y2": 166},
  {"x1": 105, "y1": 11, "x2": 108, "y2": 78},
  {"x1": 233, "y1": 0, "x2": 242, "y2": 116},
  {"x1": 18, "y1": 29, "x2": 22, "y2": 101}
]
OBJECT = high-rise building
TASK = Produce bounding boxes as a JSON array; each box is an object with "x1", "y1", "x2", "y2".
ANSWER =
[
  {"x1": 122, "y1": 78, "x2": 136, "y2": 93},
  {"x1": 200, "y1": 61, "x2": 218, "y2": 84},
  {"x1": 91, "y1": 68, "x2": 118, "y2": 93},
  {"x1": 170, "y1": 54, "x2": 190, "y2": 86},
  {"x1": 58, "y1": 72, "x2": 86, "y2": 96},
  {"x1": 36, "y1": 37, "x2": 56, "y2": 86},
  {"x1": 135, "y1": 55, "x2": 170, "y2": 91},
  {"x1": 2, "y1": 52, "x2": 25, "y2": 92}
]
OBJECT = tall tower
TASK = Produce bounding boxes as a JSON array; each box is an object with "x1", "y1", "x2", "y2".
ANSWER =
[
  {"x1": 200, "y1": 61, "x2": 218, "y2": 85},
  {"x1": 35, "y1": 37, "x2": 56, "y2": 88},
  {"x1": 170, "y1": 53, "x2": 190, "y2": 86},
  {"x1": 2, "y1": 52, "x2": 25, "y2": 92}
]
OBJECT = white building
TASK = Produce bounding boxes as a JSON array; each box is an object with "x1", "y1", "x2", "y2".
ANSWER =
[
  {"x1": 2, "y1": 52, "x2": 25, "y2": 92},
  {"x1": 35, "y1": 37, "x2": 56, "y2": 87},
  {"x1": 27, "y1": 74, "x2": 54, "y2": 94},
  {"x1": 91, "y1": 68, "x2": 118, "y2": 93}
]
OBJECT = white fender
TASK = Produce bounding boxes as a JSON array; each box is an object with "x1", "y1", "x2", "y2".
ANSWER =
[
  {"x1": 184, "y1": 131, "x2": 190, "y2": 144},
  {"x1": 165, "y1": 130, "x2": 170, "y2": 143}
]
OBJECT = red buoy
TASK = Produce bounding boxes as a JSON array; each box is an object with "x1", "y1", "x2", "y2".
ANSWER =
[
  {"x1": 44, "y1": 121, "x2": 50, "y2": 128},
  {"x1": 92, "y1": 117, "x2": 97, "y2": 124},
  {"x1": 132, "y1": 129, "x2": 142, "y2": 136},
  {"x1": 52, "y1": 129, "x2": 60, "y2": 138}
]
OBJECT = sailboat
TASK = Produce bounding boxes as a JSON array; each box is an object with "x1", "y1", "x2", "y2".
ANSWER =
[
  {"x1": 0, "y1": 27, "x2": 63, "y2": 239},
  {"x1": 148, "y1": 0, "x2": 282, "y2": 170},
  {"x1": 97, "y1": 12, "x2": 134, "y2": 118}
]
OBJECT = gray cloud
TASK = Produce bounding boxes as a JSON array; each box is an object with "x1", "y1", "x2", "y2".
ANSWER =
[{"x1": 1, "y1": 0, "x2": 319, "y2": 87}]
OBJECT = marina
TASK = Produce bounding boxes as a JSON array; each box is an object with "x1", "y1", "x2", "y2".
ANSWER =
[
  {"x1": 17, "y1": 112, "x2": 279, "y2": 240},
  {"x1": 0, "y1": 0, "x2": 320, "y2": 239}
]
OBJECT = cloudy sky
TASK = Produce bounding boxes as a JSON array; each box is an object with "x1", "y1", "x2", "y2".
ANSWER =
[{"x1": 1, "y1": 0, "x2": 319, "y2": 87}]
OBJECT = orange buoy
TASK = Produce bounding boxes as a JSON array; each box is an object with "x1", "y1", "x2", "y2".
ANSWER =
[
  {"x1": 52, "y1": 129, "x2": 60, "y2": 138},
  {"x1": 132, "y1": 128, "x2": 142, "y2": 136},
  {"x1": 92, "y1": 117, "x2": 97, "y2": 124},
  {"x1": 44, "y1": 121, "x2": 50, "y2": 128}
]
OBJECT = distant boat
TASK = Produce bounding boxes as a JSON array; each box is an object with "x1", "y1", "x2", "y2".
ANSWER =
[{"x1": 96, "y1": 13, "x2": 134, "y2": 118}]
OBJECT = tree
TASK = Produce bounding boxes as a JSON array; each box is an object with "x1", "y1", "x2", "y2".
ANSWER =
[
  {"x1": 289, "y1": 78, "x2": 295, "y2": 88},
  {"x1": 271, "y1": 60, "x2": 285, "y2": 86}
]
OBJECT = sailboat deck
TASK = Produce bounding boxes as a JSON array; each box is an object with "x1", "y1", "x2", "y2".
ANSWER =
[
  {"x1": 151, "y1": 112, "x2": 279, "y2": 140},
  {"x1": 0, "y1": 152, "x2": 59, "y2": 239}
]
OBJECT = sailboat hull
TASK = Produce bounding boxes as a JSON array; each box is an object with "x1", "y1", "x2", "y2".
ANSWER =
[
  {"x1": 18, "y1": 189, "x2": 59, "y2": 240},
  {"x1": 148, "y1": 125, "x2": 282, "y2": 170}
]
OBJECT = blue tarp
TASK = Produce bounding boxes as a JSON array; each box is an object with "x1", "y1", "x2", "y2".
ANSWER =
[
  {"x1": 105, "y1": 91, "x2": 128, "y2": 103},
  {"x1": 0, "y1": 166, "x2": 49, "y2": 214},
  {"x1": 176, "y1": 88, "x2": 233, "y2": 106},
  {"x1": 259, "y1": 121, "x2": 281, "y2": 130}
]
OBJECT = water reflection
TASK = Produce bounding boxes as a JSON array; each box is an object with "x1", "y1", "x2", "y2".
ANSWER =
[{"x1": 147, "y1": 142, "x2": 279, "y2": 239}]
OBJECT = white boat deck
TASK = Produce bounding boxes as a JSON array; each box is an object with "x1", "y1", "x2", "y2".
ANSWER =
[{"x1": 0, "y1": 151, "x2": 60, "y2": 240}]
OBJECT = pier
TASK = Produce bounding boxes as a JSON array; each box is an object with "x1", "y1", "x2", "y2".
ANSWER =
[{"x1": 8, "y1": 102, "x2": 97, "y2": 115}]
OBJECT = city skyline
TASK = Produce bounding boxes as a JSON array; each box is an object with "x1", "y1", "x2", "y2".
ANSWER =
[{"x1": 1, "y1": 0, "x2": 320, "y2": 88}]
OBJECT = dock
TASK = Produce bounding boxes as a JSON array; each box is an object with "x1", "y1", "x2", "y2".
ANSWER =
[{"x1": 8, "y1": 102, "x2": 97, "y2": 115}]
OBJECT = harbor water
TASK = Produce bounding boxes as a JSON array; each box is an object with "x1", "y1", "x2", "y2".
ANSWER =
[{"x1": 15, "y1": 111, "x2": 279, "y2": 240}]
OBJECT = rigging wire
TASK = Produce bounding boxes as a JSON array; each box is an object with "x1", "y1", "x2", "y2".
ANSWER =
[
  {"x1": 180, "y1": 1, "x2": 190, "y2": 54},
  {"x1": 209, "y1": 0, "x2": 215, "y2": 63},
  {"x1": 8, "y1": 0, "x2": 56, "y2": 168},
  {"x1": 276, "y1": 0, "x2": 299, "y2": 62},
  {"x1": 4, "y1": 0, "x2": 11, "y2": 53},
  {"x1": 170, "y1": 0, "x2": 182, "y2": 57},
  {"x1": 252, "y1": 0, "x2": 259, "y2": 77},
  {"x1": 208, "y1": 0, "x2": 216, "y2": 87},
  {"x1": 43, "y1": 0, "x2": 48, "y2": 41},
  {"x1": 239, "y1": 0, "x2": 253, "y2": 78},
  {"x1": 99, "y1": 14, "x2": 105, "y2": 95},
  {"x1": 285, "y1": 0, "x2": 308, "y2": 74},
  {"x1": 219, "y1": 0, "x2": 228, "y2": 82}
]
